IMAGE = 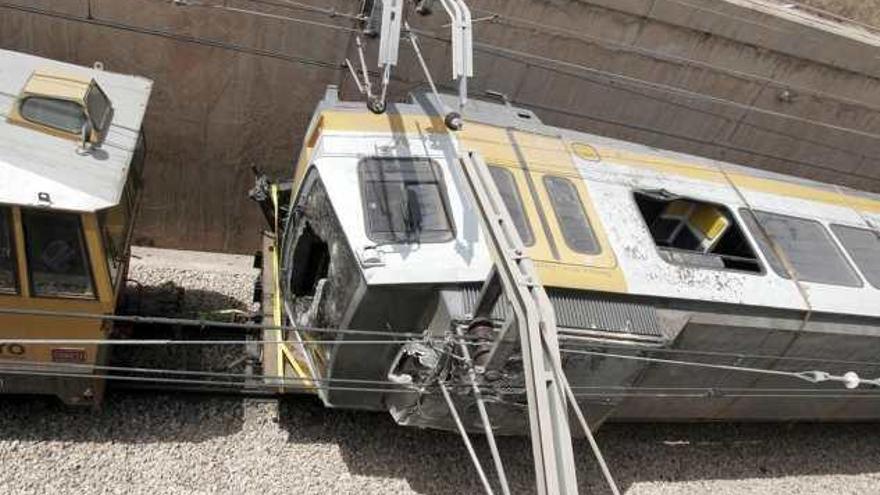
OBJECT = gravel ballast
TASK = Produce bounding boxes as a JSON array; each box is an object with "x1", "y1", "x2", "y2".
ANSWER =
[{"x1": 1, "y1": 247, "x2": 879, "y2": 494}]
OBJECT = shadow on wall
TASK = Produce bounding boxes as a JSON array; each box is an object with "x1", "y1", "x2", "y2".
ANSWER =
[{"x1": 277, "y1": 397, "x2": 880, "y2": 494}]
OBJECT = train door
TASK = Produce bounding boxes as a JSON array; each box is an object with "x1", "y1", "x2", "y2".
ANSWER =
[{"x1": 459, "y1": 124, "x2": 625, "y2": 293}]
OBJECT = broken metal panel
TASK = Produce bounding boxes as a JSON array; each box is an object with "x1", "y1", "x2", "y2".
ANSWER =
[{"x1": 280, "y1": 171, "x2": 367, "y2": 400}]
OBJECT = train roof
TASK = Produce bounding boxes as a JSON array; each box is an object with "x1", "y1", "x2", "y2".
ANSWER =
[
  {"x1": 0, "y1": 49, "x2": 153, "y2": 212},
  {"x1": 310, "y1": 87, "x2": 880, "y2": 210}
]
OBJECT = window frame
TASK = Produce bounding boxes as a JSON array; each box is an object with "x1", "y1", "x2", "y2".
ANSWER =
[
  {"x1": 542, "y1": 175, "x2": 601, "y2": 255},
  {"x1": 21, "y1": 209, "x2": 98, "y2": 300},
  {"x1": 631, "y1": 191, "x2": 767, "y2": 276},
  {"x1": 358, "y1": 157, "x2": 456, "y2": 245},
  {"x1": 830, "y1": 223, "x2": 880, "y2": 290},
  {"x1": 0, "y1": 206, "x2": 20, "y2": 296},
  {"x1": 487, "y1": 165, "x2": 536, "y2": 247},
  {"x1": 18, "y1": 96, "x2": 87, "y2": 135},
  {"x1": 739, "y1": 209, "x2": 864, "y2": 288}
]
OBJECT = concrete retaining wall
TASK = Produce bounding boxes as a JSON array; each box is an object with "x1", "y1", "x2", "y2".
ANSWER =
[{"x1": 2, "y1": 0, "x2": 879, "y2": 252}]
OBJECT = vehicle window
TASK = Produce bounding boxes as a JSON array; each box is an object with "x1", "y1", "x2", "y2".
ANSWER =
[
  {"x1": 22, "y1": 210, "x2": 95, "y2": 299},
  {"x1": 0, "y1": 207, "x2": 17, "y2": 294},
  {"x1": 99, "y1": 188, "x2": 133, "y2": 287},
  {"x1": 86, "y1": 83, "x2": 112, "y2": 131},
  {"x1": 20, "y1": 97, "x2": 86, "y2": 134},
  {"x1": 635, "y1": 192, "x2": 762, "y2": 273},
  {"x1": 488, "y1": 166, "x2": 535, "y2": 246},
  {"x1": 740, "y1": 210, "x2": 862, "y2": 287},
  {"x1": 544, "y1": 176, "x2": 599, "y2": 254},
  {"x1": 360, "y1": 158, "x2": 454, "y2": 244},
  {"x1": 831, "y1": 224, "x2": 880, "y2": 289}
]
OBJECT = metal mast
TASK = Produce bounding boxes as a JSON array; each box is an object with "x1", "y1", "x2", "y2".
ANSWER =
[{"x1": 458, "y1": 151, "x2": 579, "y2": 494}]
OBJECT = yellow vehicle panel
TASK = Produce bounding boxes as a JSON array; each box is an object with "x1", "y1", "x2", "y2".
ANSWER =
[{"x1": 0, "y1": 206, "x2": 117, "y2": 405}]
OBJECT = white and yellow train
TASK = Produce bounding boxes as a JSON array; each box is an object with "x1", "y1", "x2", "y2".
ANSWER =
[
  {"x1": 0, "y1": 49, "x2": 150, "y2": 405},
  {"x1": 262, "y1": 87, "x2": 880, "y2": 431}
]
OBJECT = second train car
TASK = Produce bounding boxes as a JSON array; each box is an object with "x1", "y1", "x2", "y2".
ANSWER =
[{"x1": 258, "y1": 86, "x2": 880, "y2": 432}]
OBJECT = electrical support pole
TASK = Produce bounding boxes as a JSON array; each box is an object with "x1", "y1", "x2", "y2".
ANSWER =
[{"x1": 458, "y1": 151, "x2": 579, "y2": 495}]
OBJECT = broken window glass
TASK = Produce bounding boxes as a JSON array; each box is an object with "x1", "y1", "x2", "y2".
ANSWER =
[
  {"x1": 831, "y1": 224, "x2": 880, "y2": 289},
  {"x1": 488, "y1": 165, "x2": 535, "y2": 246},
  {"x1": 0, "y1": 207, "x2": 17, "y2": 294},
  {"x1": 360, "y1": 158, "x2": 454, "y2": 244},
  {"x1": 22, "y1": 210, "x2": 95, "y2": 299},
  {"x1": 635, "y1": 191, "x2": 762, "y2": 273},
  {"x1": 20, "y1": 97, "x2": 86, "y2": 134},
  {"x1": 740, "y1": 210, "x2": 861, "y2": 287}
]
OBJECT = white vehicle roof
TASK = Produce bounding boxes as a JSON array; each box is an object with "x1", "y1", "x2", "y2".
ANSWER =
[{"x1": 0, "y1": 49, "x2": 153, "y2": 212}]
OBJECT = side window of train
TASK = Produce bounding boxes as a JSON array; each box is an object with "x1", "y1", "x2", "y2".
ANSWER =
[
  {"x1": 21, "y1": 210, "x2": 95, "y2": 299},
  {"x1": 543, "y1": 176, "x2": 600, "y2": 254},
  {"x1": 359, "y1": 157, "x2": 455, "y2": 244},
  {"x1": 99, "y1": 181, "x2": 134, "y2": 287},
  {"x1": 634, "y1": 192, "x2": 762, "y2": 273},
  {"x1": 488, "y1": 166, "x2": 535, "y2": 246},
  {"x1": 739, "y1": 210, "x2": 862, "y2": 288},
  {"x1": 830, "y1": 224, "x2": 880, "y2": 289},
  {"x1": 0, "y1": 207, "x2": 18, "y2": 294}
]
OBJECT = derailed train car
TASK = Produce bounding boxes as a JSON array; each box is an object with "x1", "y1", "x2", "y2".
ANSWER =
[{"x1": 258, "y1": 86, "x2": 880, "y2": 432}]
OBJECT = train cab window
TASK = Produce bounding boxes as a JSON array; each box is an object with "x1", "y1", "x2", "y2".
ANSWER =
[
  {"x1": 740, "y1": 210, "x2": 862, "y2": 287},
  {"x1": 635, "y1": 192, "x2": 762, "y2": 273},
  {"x1": 831, "y1": 224, "x2": 880, "y2": 289},
  {"x1": 543, "y1": 176, "x2": 599, "y2": 254},
  {"x1": 22, "y1": 210, "x2": 95, "y2": 299},
  {"x1": 0, "y1": 207, "x2": 18, "y2": 294},
  {"x1": 488, "y1": 166, "x2": 535, "y2": 246},
  {"x1": 20, "y1": 97, "x2": 87, "y2": 134},
  {"x1": 359, "y1": 157, "x2": 454, "y2": 244}
]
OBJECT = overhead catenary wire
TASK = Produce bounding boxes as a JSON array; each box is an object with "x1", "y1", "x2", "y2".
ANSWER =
[
  {"x1": 7, "y1": 363, "x2": 880, "y2": 401},
  {"x1": 464, "y1": 5, "x2": 880, "y2": 120},
  {"x1": 561, "y1": 348, "x2": 878, "y2": 389},
  {"x1": 560, "y1": 338, "x2": 880, "y2": 369},
  {"x1": 0, "y1": 357, "x2": 411, "y2": 388},
  {"x1": 0, "y1": 338, "x2": 430, "y2": 346},
  {"x1": 0, "y1": 367, "x2": 419, "y2": 394},
  {"x1": 0, "y1": 1, "x2": 345, "y2": 70},
  {"x1": 12, "y1": 0, "x2": 880, "y2": 164},
  {"x1": 0, "y1": 306, "x2": 431, "y2": 339},
  {"x1": 171, "y1": 0, "x2": 880, "y2": 179}
]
